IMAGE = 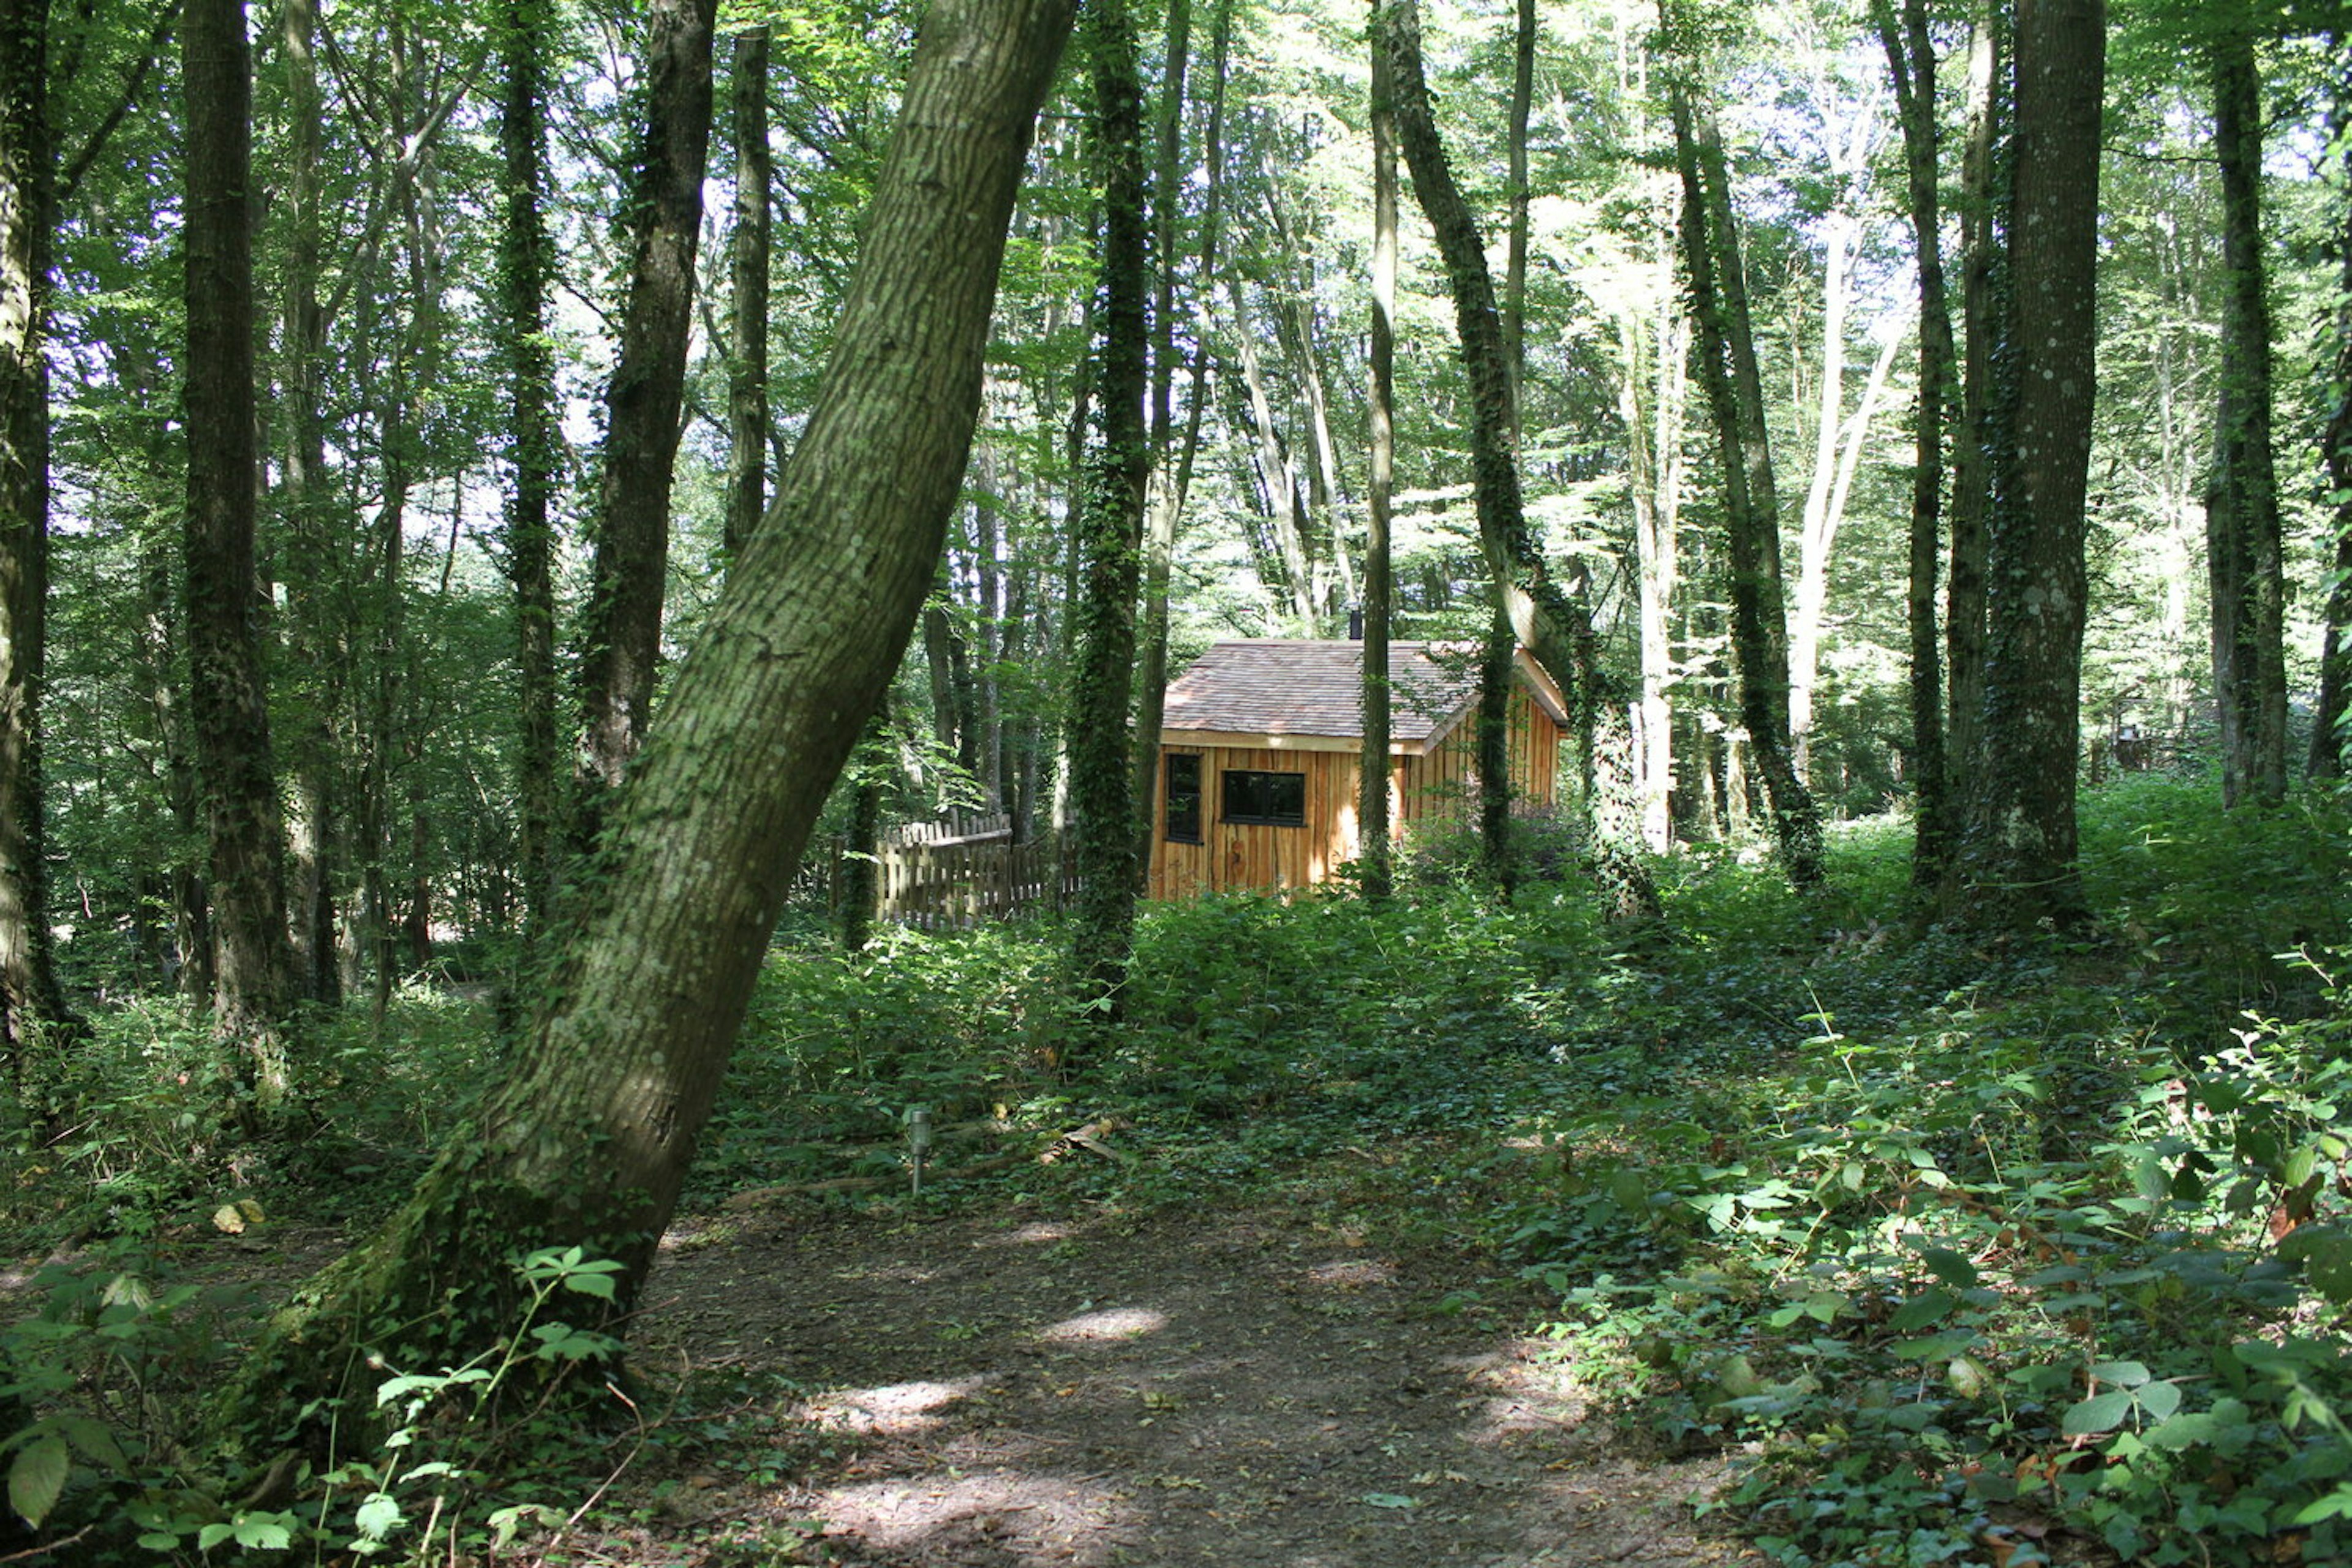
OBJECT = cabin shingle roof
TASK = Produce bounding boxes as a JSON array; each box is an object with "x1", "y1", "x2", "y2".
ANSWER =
[{"x1": 1159, "y1": 639, "x2": 1517, "y2": 743}]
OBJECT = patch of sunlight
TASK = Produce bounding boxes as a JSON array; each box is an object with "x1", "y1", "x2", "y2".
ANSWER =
[
  {"x1": 978, "y1": 1220, "x2": 1076, "y2": 1248},
  {"x1": 813, "y1": 1468, "x2": 1133, "y2": 1552},
  {"x1": 1037, "y1": 1305, "x2": 1169, "y2": 1343},
  {"x1": 796, "y1": 1374, "x2": 991, "y2": 1434}
]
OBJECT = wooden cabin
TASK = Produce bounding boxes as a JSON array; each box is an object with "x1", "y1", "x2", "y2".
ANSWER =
[{"x1": 1147, "y1": 639, "x2": 1569, "y2": 899}]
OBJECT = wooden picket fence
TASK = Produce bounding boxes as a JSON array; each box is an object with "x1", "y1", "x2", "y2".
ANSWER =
[{"x1": 874, "y1": 824, "x2": 1076, "y2": 929}]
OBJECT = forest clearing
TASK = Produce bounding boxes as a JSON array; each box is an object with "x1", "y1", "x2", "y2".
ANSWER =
[{"x1": 1, "y1": 0, "x2": 2350, "y2": 1558}]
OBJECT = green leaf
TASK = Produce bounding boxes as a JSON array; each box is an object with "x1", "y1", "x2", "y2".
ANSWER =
[
  {"x1": 354, "y1": 1491, "x2": 402, "y2": 1540},
  {"x1": 233, "y1": 1514, "x2": 294, "y2": 1549},
  {"x1": 1889, "y1": 1287, "x2": 1957, "y2": 1332},
  {"x1": 560, "y1": 1271, "x2": 617, "y2": 1300},
  {"x1": 2136, "y1": 1379, "x2": 2182, "y2": 1420},
  {"x1": 2090, "y1": 1360, "x2": 2150, "y2": 1387},
  {"x1": 8, "y1": 1435, "x2": 68, "y2": 1529},
  {"x1": 198, "y1": 1522, "x2": 237, "y2": 1551},
  {"x1": 2062, "y1": 1388, "x2": 2135, "y2": 1436},
  {"x1": 1920, "y1": 1247, "x2": 1980, "y2": 1289}
]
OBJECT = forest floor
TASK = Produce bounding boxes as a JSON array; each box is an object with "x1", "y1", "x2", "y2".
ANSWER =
[{"x1": 587, "y1": 1196, "x2": 1763, "y2": 1568}]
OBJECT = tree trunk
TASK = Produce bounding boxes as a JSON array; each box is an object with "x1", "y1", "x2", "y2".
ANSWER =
[
  {"x1": 1502, "y1": 0, "x2": 1533, "y2": 434},
  {"x1": 2313, "y1": 60, "x2": 2352, "y2": 782},
  {"x1": 184, "y1": 0, "x2": 298, "y2": 1091},
  {"x1": 1067, "y1": 0, "x2": 1151, "y2": 1004},
  {"x1": 499, "y1": 0, "x2": 564, "y2": 942},
  {"x1": 1965, "y1": 0, "x2": 2102, "y2": 929},
  {"x1": 222, "y1": 0, "x2": 1072, "y2": 1443},
  {"x1": 1947, "y1": 8, "x2": 2000, "y2": 818},
  {"x1": 1479, "y1": 605, "x2": 1515, "y2": 895},
  {"x1": 1660, "y1": 18, "x2": 1823, "y2": 888},
  {"x1": 1130, "y1": 0, "x2": 1226, "y2": 884},
  {"x1": 1361, "y1": 0, "x2": 1397, "y2": 901},
  {"x1": 1873, "y1": 0, "x2": 1953, "y2": 883},
  {"x1": 573, "y1": 0, "x2": 719, "y2": 828},
  {"x1": 1379, "y1": 0, "x2": 1659, "y2": 919},
  {"x1": 2206, "y1": 26, "x2": 2286, "y2": 808},
  {"x1": 0, "y1": 0, "x2": 70, "y2": 1109},
  {"x1": 724, "y1": 24, "x2": 771, "y2": 566}
]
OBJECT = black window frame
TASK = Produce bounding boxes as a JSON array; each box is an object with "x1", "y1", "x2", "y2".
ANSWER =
[
  {"x1": 1221, "y1": 767, "x2": 1307, "y2": 827},
  {"x1": 1164, "y1": 753, "x2": 1204, "y2": 843}
]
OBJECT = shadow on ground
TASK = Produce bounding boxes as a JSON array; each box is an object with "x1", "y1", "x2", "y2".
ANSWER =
[{"x1": 628, "y1": 1203, "x2": 1762, "y2": 1568}]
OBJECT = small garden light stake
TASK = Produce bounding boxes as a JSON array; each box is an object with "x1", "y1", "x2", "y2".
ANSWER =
[{"x1": 908, "y1": 1104, "x2": 933, "y2": 1197}]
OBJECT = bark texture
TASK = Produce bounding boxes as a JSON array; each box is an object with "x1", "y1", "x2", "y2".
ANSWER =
[
  {"x1": 1360, "y1": 0, "x2": 1396, "y2": 902},
  {"x1": 724, "y1": 24, "x2": 771, "y2": 566},
  {"x1": 1874, "y1": 0, "x2": 1953, "y2": 882},
  {"x1": 1947, "y1": 12, "x2": 2000, "y2": 815},
  {"x1": 2206, "y1": 27, "x2": 2286, "y2": 808},
  {"x1": 0, "y1": 0, "x2": 68, "y2": 1104},
  {"x1": 1966, "y1": 0, "x2": 2103, "y2": 929},
  {"x1": 573, "y1": 0, "x2": 719, "y2": 822},
  {"x1": 1067, "y1": 0, "x2": 1153, "y2": 1001},
  {"x1": 499, "y1": 0, "x2": 564, "y2": 940},
  {"x1": 2314, "y1": 63, "x2": 2352, "y2": 782},
  {"x1": 184, "y1": 0, "x2": 298, "y2": 1076},
  {"x1": 222, "y1": 0, "x2": 1073, "y2": 1447}
]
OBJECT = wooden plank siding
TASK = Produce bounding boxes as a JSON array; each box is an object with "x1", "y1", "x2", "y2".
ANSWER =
[{"x1": 1148, "y1": 685, "x2": 1562, "y2": 899}]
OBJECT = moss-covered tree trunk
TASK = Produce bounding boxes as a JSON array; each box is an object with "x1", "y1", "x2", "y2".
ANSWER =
[
  {"x1": 1872, "y1": 0, "x2": 1953, "y2": 884},
  {"x1": 723, "y1": 23, "x2": 771, "y2": 568},
  {"x1": 572, "y1": 0, "x2": 718, "y2": 838},
  {"x1": 1378, "y1": 0, "x2": 1658, "y2": 920},
  {"x1": 223, "y1": 0, "x2": 1074, "y2": 1448},
  {"x1": 1360, "y1": 0, "x2": 1396, "y2": 902},
  {"x1": 2206, "y1": 25, "x2": 2286, "y2": 809},
  {"x1": 1966, "y1": 0, "x2": 2103, "y2": 929},
  {"x1": 184, "y1": 0, "x2": 299, "y2": 1089},
  {"x1": 1660, "y1": 5, "x2": 1822, "y2": 889},
  {"x1": 498, "y1": 0, "x2": 564, "y2": 945},
  {"x1": 2313, "y1": 59, "x2": 2352, "y2": 783},
  {"x1": 0, "y1": 0, "x2": 70, "y2": 1110},
  {"x1": 1067, "y1": 0, "x2": 1152, "y2": 1005}
]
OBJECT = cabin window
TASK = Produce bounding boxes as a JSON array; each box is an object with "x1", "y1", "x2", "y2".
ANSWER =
[
  {"x1": 1164, "y1": 753, "x2": 1203, "y2": 842},
  {"x1": 1222, "y1": 767, "x2": 1306, "y2": 827}
]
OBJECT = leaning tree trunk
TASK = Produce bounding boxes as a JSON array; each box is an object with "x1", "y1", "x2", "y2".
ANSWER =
[
  {"x1": 2206, "y1": 25, "x2": 2287, "y2": 809},
  {"x1": 221, "y1": 0, "x2": 1074, "y2": 1446},
  {"x1": 1066, "y1": 0, "x2": 1152, "y2": 1006},
  {"x1": 1378, "y1": 0, "x2": 1659, "y2": 920},
  {"x1": 2313, "y1": 56, "x2": 2352, "y2": 782},
  {"x1": 572, "y1": 0, "x2": 718, "y2": 840},
  {"x1": 1662, "y1": 36, "x2": 1823, "y2": 888},
  {"x1": 1965, "y1": 0, "x2": 2103, "y2": 930},
  {"x1": 184, "y1": 0, "x2": 298, "y2": 1095},
  {"x1": 0, "y1": 0, "x2": 72, "y2": 1109},
  {"x1": 1874, "y1": 0, "x2": 1954, "y2": 883}
]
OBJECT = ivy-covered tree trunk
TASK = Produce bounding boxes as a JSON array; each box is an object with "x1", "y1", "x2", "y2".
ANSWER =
[
  {"x1": 572, "y1": 0, "x2": 718, "y2": 834},
  {"x1": 723, "y1": 23, "x2": 770, "y2": 567},
  {"x1": 184, "y1": 0, "x2": 299, "y2": 1088},
  {"x1": 498, "y1": 0, "x2": 564, "y2": 943},
  {"x1": 0, "y1": 0, "x2": 70, "y2": 1107},
  {"x1": 1378, "y1": 0, "x2": 1659, "y2": 920},
  {"x1": 2206, "y1": 25, "x2": 2287, "y2": 809},
  {"x1": 1360, "y1": 0, "x2": 1396, "y2": 902},
  {"x1": 2313, "y1": 62, "x2": 2352, "y2": 782},
  {"x1": 1966, "y1": 0, "x2": 2103, "y2": 929},
  {"x1": 222, "y1": 0, "x2": 1072, "y2": 1447},
  {"x1": 1662, "y1": 36, "x2": 1823, "y2": 888},
  {"x1": 1066, "y1": 0, "x2": 1152, "y2": 1004},
  {"x1": 1874, "y1": 0, "x2": 1953, "y2": 883},
  {"x1": 1947, "y1": 10, "x2": 2002, "y2": 812}
]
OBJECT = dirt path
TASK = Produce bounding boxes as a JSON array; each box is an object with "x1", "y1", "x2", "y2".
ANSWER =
[{"x1": 627, "y1": 1202, "x2": 1763, "y2": 1568}]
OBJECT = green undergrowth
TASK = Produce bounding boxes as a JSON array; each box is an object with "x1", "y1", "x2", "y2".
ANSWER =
[{"x1": 5, "y1": 775, "x2": 2349, "y2": 1564}]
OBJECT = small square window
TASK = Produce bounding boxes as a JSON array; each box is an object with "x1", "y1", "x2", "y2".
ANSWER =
[{"x1": 1222, "y1": 768, "x2": 1306, "y2": 827}]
